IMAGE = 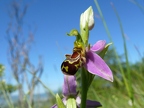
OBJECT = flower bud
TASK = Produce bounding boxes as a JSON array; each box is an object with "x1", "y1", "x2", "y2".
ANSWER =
[{"x1": 80, "y1": 6, "x2": 94, "y2": 30}]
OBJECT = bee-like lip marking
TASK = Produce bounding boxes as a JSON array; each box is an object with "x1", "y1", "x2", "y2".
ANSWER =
[
  {"x1": 61, "y1": 47, "x2": 85, "y2": 75},
  {"x1": 61, "y1": 52, "x2": 81, "y2": 75}
]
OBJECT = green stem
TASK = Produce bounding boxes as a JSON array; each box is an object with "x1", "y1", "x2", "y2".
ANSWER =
[
  {"x1": 80, "y1": 67, "x2": 88, "y2": 108},
  {"x1": 25, "y1": 67, "x2": 55, "y2": 97},
  {"x1": 94, "y1": 0, "x2": 131, "y2": 103},
  {"x1": 111, "y1": 3, "x2": 134, "y2": 105},
  {"x1": 0, "y1": 82, "x2": 14, "y2": 108}
]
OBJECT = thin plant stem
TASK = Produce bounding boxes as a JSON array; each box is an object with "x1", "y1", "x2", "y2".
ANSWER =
[
  {"x1": 94, "y1": 0, "x2": 131, "y2": 105},
  {"x1": 80, "y1": 67, "x2": 88, "y2": 108},
  {"x1": 4, "y1": 85, "x2": 14, "y2": 108},
  {"x1": 23, "y1": 93, "x2": 32, "y2": 108},
  {"x1": 0, "y1": 82, "x2": 14, "y2": 108},
  {"x1": 130, "y1": 0, "x2": 144, "y2": 14},
  {"x1": 111, "y1": 3, "x2": 134, "y2": 106},
  {"x1": 24, "y1": 67, "x2": 55, "y2": 97}
]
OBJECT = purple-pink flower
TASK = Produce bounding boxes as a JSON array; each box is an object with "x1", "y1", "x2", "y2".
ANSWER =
[
  {"x1": 51, "y1": 75, "x2": 102, "y2": 108},
  {"x1": 84, "y1": 40, "x2": 113, "y2": 82}
]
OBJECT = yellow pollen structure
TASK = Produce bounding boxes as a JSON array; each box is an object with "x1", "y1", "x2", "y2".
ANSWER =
[{"x1": 62, "y1": 65, "x2": 69, "y2": 72}]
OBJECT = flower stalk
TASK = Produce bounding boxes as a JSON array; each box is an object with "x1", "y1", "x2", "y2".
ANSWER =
[{"x1": 81, "y1": 67, "x2": 88, "y2": 108}]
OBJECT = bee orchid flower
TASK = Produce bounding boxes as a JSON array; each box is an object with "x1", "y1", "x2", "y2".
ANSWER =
[
  {"x1": 52, "y1": 6, "x2": 113, "y2": 108},
  {"x1": 61, "y1": 40, "x2": 113, "y2": 82}
]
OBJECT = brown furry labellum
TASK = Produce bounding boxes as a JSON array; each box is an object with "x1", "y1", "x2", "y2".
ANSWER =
[{"x1": 61, "y1": 47, "x2": 85, "y2": 75}]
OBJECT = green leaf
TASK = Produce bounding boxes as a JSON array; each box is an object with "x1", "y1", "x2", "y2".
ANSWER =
[
  {"x1": 99, "y1": 42, "x2": 112, "y2": 58},
  {"x1": 67, "y1": 29, "x2": 83, "y2": 43},
  {"x1": 56, "y1": 94, "x2": 65, "y2": 108},
  {"x1": 66, "y1": 97, "x2": 77, "y2": 108},
  {"x1": 67, "y1": 29, "x2": 85, "y2": 49},
  {"x1": 67, "y1": 29, "x2": 79, "y2": 36}
]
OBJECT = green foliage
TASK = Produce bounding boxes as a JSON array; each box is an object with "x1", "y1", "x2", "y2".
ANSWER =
[
  {"x1": 86, "y1": 49, "x2": 144, "y2": 108},
  {"x1": 0, "y1": 83, "x2": 17, "y2": 95},
  {"x1": 0, "y1": 64, "x2": 17, "y2": 95},
  {"x1": 0, "y1": 64, "x2": 16, "y2": 108},
  {"x1": 0, "y1": 64, "x2": 5, "y2": 77},
  {"x1": 56, "y1": 94, "x2": 65, "y2": 108}
]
